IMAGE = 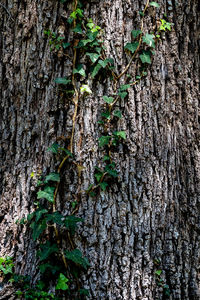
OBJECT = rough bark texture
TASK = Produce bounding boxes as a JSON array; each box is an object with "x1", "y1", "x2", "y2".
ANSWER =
[{"x1": 0, "y1": 0, "x2": 199, "y2": 299}]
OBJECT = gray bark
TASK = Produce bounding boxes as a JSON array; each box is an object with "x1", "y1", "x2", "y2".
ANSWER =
[{"x1": 0, "y1": 0, "x2": 199, "y2": 299}]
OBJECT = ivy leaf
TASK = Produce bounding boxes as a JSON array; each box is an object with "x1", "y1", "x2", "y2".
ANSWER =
[
  {"x1": 114, "y1": 131, "x2": 126, "y2": 139},
  {"x1": 44, "y1": 173, "x2": 60, "y2": 184},
  {"x1": 80, "y1": 84, "x2": 92, "y2": 94},
  {"x1": 65, "y1": 249, "x2": 90, "y2": 270},
  {"x1": 79, "y1": 289, "x2": 90, "y2": 296},
  {"x1": 56, "y1": 273, "x2": 69, "y2": 290},
  {"x1": 103, "y1": 96, "x2": 114, "y2": 104},
  {"x1": 119, "y1": 84, "x2": 131, "y2": 91},
  {"x1": 150, "y1": 2, "x2": 160, "y2": 8},
  {"x1": 118, "y1": 91, "x2": 128, "y2": 99},
  {"x1": 155, "y1": 270, "x2": 162, "y2": 276},
  {"x1": 99, "y1": 182, "x2": 108, "y2": 191},
  {"x1": 38, "y1": 241, "x2": 58, "y2": 261},
  {"x1": 46, "y1": 212, "x2": 63, "y2": 225},
  {"x1": 142, "y1": 33, "x2": 155, "y2": 48},
  {"x1": 60, "y1": 147, "x2": 73, "y2": 157},
  {"x1": 54, "y1": 78, "x2": 71, "y2": 85},
  {"x1": 94, "y1": 172, "x2": 103, "y2": 183},
  {"x1": 140, "y1": 50, "x2": 151, "y2": 64},
  {"x1": 113, "y1": 110, "x2": 122, "y2": 119},
  {"x1": 47, "y1": 142, "x2": 60, "y2": 154},
  {"x1": 64, "y1": 216, "x2": 83, "y2": 235},
  {"x1": 101, "y1": 111, "x2": 111, "y2": 119},
  {"x1": 30, "y1": 219, "x2": 47, "y2": 241},
  {"x1": 73, "y1": 64, "x2": 86, "y2": 77},
  {"x1": 131, "y1": 30, "x2": 142, "y2": 38},
  {"x1": 99, "y1": 135, "x2": 111, "y2": 147},
  {"x1": 77, "y1": 39, "x2": 92, "y2": 47},
  {"x1": 72, "y1": 24, "x2": 82, "y2": 34},
  {"x1": 35, "y1": 208, "x2": 48, "y2": 222},
  {"x1": 62, "y1": 42, "x2": 70, "y2": 49},
  {"x1": 124, "y1": 42, "x2": 139, "y2": 53},
  {"x1": 104, "y1": 164, "x2": 118, "y2": 178},
  {"x1": 86, "y1": 52, "x2": 100, "y2": 63},
  {"x1": 37, "y1": 186, "x2": 55, "y2": 203},
  {"x1": 91, "y1": 63, "x2": 102, "y2": 78},
  {"x1": 39, "y1": 263, "x2": 60, "y2": 274}
]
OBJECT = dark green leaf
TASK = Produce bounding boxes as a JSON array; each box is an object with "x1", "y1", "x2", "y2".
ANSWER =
[
  {"x1": 72, "y1": 24, "x2": 82, "y2": 34},
  {"x1": 86, "y1": 52, "x2": 100, "y2": 63},
  {"x1": 62, "y1": 42, "x2": 70, "y2": 49},
  {"x1": 103, "y1": 96, "x2": 114, "y2": 104},
  {"x1": 94, "y1": 172, "x2": 103, "y2": 182},
  {"x1": 47, "y1": 142, "x2": 60, "y2": 154},
  {"x1": 131, "y1": 30, "x2": 142, "y2": 38},
  {"x1": 38, "y1": 241, "x2": 58, "y2": 261},
  {"x1": 64, "y1": 216, "x2": 83, "y2": 234},
  {"x1": 56, "y1": 273, "x2": 69, "y2": 290},
  {"x1": 39, "y1": 263, "x2": 60, "y2": 274},
  {"x1": 60, "y1": 147, "x2": 73, "y2": 157},
  {"x1": 73, "y1": 64, "x2": 86, "y2": 77},
  {"x1": 35, "y1": 209, "x2": 48, "y2": 222},
  {"x1": 103, "y1": 155, "x2": 110, "y2": 161},
  {"x1": 30, "y1": 219, "x2": 47, "y2": 241},
  {"x1": 91, "y1": 63, "x2": 102, "y2": 78},
  {"x1": 37, "y1": 186, "x2": 55, "y2": 203},
  {"x1": 55, "y1": 77, "x2": 71, "y2": 85},
  {"x1": 65, "y1": 249, "x2": 90, "y2": 270},
  {"x1": 118, "y1": 91, "x2": 128, "y2": 99},
  {"x1": 44, "y1": 173, "x2": 60, "y2": 184},
  {"x1": 101, "y1": 111, "x2": 111, "y2": 119},
  {"x1": 46, "y1": 212, "x2": 63, "y2": 225},
  {"x1": 104, "y1": 164, "x2": 118, "y2": 178},
  {"x1": 113, "y1": 110, "x2": 122, "y2": 119},
  {"x1": 124, "y1": 42, "x2": 139, "y2": 53},
  {"x1": 100, "y1": 182, "x2": 108, "y2": 191},
  {"x1": 140, "y1": 50, "x2": 151, "y2": 64},
  {"x1": 99, "y1": 135, "x2": 111, "y2": 147},
  {"x1": 79, "y1": 289, "x2": 90, "y2": 296},
  {"x1": 77, "y1": 39, "x2": 92, "y2": 47},
  {"x1": 142, "y1": 33, "x2": 155, "y2": 48}
]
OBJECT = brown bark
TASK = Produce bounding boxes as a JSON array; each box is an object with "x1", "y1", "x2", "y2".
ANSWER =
[{"x1": 0, "y1": 0, "x2": 199, "y2": 299}]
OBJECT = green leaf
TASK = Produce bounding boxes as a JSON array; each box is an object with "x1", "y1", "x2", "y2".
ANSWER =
[
  {"x1": 64, "y1": 216, "x2": 83, "y2": 234},
  {"x1": 60, "y1": 147, "x2": 73, "y2": 157},
  {"x1": 99, "y1": 135, "x2": 111, "y2": 147},
  {"x1": 30, "y1": 219, "x2": 47, "y2": 241},
  {"x1": 37, "y1": 186, "x2": 55, "y2": 203},
  {"x1": 39, "y1": 263, "x2": 60, "y2": 274},
  {"x1": 47, "y1": 142, "x2": 60, "y2": 154},
  {"x1": 65, "y1": 249, "x2": 90, "y2": 270},
  {"x1": 104, "y1": 164, "x2": 118, "y2": 178},
  {"x1": 139, "y1": 11, "x2": 144, "y2": 16},
  {"x1": 62, "y1": 42, "x2": 70, "y2": 49},
  {"x1": 56, "y1": 273, "x2": 69, "y2": 290},
  {"x1": 139, "y1": 50, "x2": 151, "y2": 64},
  {"x1": 95, "y1": 172, "x2": 103, "y2": 182},
  {"x1": 155, "y1": 270, "x2": 162, "y2": 276},
  {"x1": 124, "y1": 42, "x2": 139, "y2": 53},
  {"x1": 101, "y1": 111, "x2": 111, "y2": 119},
  {"x1": 72, "y1": 24, "x2": 82, "y2": 34},
  {"x1": 38, "y1": 241, "x2": 58, "y2": 261},
  {"x1": 44, "y1": 173, "x2": 60, "y2": 184},
  {"x1": 80, "y1": 84, "x2": 92, "y2": 94},
  {"x1": 54, "y1": 78, "x2": 71, "y2": 85},
  {"x1": 113, "y1": 110, "x2": 122, "y2": 119},
  {"x1": 142, "y1": 33, "x2": 155, "y2": 48},
  {"x1": 86, "y1": 52, "x2": 100, "y2": 63},
  {"x1": 77, "y1": 39, "x2": 92, "y2": 47},
  {"x1": 73, "y1": 64, "x2": 86, "y2": 77},
  {"x1": 100, "y1": 182, "x2": 108, "y2": 191},
  {"x1": 103, "y1": 96, "x2": 114, "y2": 104},
  {"x1": 119, "y1": 84, "x2": 131, "y2": 91},
  {"x1": 35, "y1": 208, "x2": 48, "y2": 222},
  {"x1": 150, "y1": 2, "x2": 160, "y2": 8},
  {"x1": 79, "y1": 289, "x2": 90, "y2": 296},
  {"x1": 131, "y1": 30, "x2": 142, "y2": 38},
  {"x1": 91, "y1": 63, "x2": 102, "y2": 78},
  {"x1": 114, "y1": 131, "x2": 126, "y2": 139},
  {"x1": 103, "y1": 155, "x2": 110, "y2": 161},
  {"x1": 118, "y1": 91, "x2": 128, "y2": 99},
  {"x1": 46, "y1": 212, "x2": 63, "y2": 225}
]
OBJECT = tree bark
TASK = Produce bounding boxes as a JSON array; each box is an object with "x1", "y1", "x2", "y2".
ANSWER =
[{"x1": 0, "y1": 0, "x2": 199, "y2": 299}]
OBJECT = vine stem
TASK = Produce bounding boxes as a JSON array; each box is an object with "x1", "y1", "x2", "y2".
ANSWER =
[{"x1": 116, "y1": 0, "x2": 149, "y2": 80}]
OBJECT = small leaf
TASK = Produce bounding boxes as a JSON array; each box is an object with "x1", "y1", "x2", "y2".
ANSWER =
[
  {"x1": 44, "y1": 173, "x2": 60, "y2": 184},
  {"x1": 80, "y1": 84, "x2": 92, "y2": 94},
  {"x1": 103, "y1": 96, "x2": 114, "y2": 104},
  {"x1": 119, "y1": 84, "x2": 131, "y2": 91},
  {"x1": 114, "y1": 131, "x2": 126, "y2": 140},
  {"x1": 37, "y1": 186, "x2": 55, "y2": 202},
  {"x1": 113, "y1": 110, "x2": 122, "y2": 119},
  {"x1": 64, "y1": 216, "x2": 83, "y2": 234},
  {"x1": 56, "y1": 273, "x2": 69, "y2": 290},
  {"x1": 79, "y1": 289, "x2": 90, "y2": 296},
  {"x1": 86, "y1": 52, "x2": 100, "y2": 63},
  {"x1": 30, "y1": 219, "x2": 47, "y2": 241},
  {"x1": 62, "y1": 42, "x2": 70, "y2": 49},
  {"x1": 155, "y1": 270, "x2": 162, "y2": 276},
  {"x1": 91, "y1": 63, "x2": 102, "y2": 78},
  {"x1": 103, "y1": 155, "x2": 110, "y2": 161},
  {"x1": 35, "y1": 208, "x2": 48, "y2": 222},
  {"x1": 118, "y1": 91, "x2": 128, "y2": 99},
  {"x1": 47, "y1": 142, "x2": 60, "y2": 154},
  {"x1": 139, "y1": 50, "x2": 151, "y2": 64},
  {"x1": 150, "y1": 2, "x2": 160, "y2": 8},
  {"x1": 124, "y1": 42, "x2": 139, "y2": 53},
  {"x1": 65, "y1": 249, "x2": 90, "y2": 270},
  {"x1": 99, "y1": 135, "x2": 111, "y2": 147},
  {"x1": 46, "y1": 212, "x2": 63, "y2": 225},
  {"x1": 100, "y1": 182, "x2": 108, "y2": 191},
  {"x1": 38, "y1": 241, "x2": 58, "y2": 261},
  {"x1": 73, "y1": 64, "x2": 86, "y2": 77},
  {"x1": 131, "y1": 30, "x2": 142, "y2": 38},
  {"x1": 101, "y1": 111, "x2": 111, "y2": 119},
  {"x1": 72, "y1": 24, "x2": 82, "y2": 34},
  {"x1": 142, "y1": 33, "x2": 155, "y2": 48},
  {"x1": 104, "y1": 164, "x2": 118, "y2": 178},
  {"x1": 54, "y1": 78, "x2": 71, "y2": 85}
]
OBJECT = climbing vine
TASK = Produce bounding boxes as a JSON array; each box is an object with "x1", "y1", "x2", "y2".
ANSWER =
[{"x1": 1, "y1": 0, "x2": 171, "y2": 299}]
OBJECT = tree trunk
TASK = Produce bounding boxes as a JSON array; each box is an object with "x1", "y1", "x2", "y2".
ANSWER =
[{"x1": 0, "y1": 0, "x2": 199, "y2": 299}]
